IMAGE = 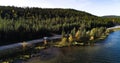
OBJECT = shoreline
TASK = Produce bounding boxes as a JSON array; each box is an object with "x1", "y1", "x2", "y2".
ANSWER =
[{"x1": 1, "y1": 26, "x2": 120, "y2": 63}]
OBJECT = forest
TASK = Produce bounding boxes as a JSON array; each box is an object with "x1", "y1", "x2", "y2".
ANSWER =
[{"x1": 0, "y1": 6, "x2": 119, "y2": 45}]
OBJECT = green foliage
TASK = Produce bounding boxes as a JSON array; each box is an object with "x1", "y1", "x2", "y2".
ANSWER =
[
  {"x1": 70, "y1": 27, "x2": 76, "y2": 37},
  {"x1": 0, "y1": 6, "x2": 116, "y2": 45}
]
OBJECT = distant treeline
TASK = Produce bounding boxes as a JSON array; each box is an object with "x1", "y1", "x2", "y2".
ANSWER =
[{"x1": 0, "y1": 6, "x2": 118, "y2": 45}]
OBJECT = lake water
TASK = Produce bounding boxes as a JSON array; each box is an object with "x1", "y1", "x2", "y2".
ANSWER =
[{"x1": 18, "y1": 31, "x2": 120, "y2": 63}]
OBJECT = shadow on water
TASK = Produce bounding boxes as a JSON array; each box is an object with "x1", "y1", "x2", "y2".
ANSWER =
[{"x1": 17, "y1": 31, "x2": 120, "y2": 63}]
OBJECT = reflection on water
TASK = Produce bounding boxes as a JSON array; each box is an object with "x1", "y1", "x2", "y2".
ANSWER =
[{"x1": 24, "y1": 31, "x2": 120, "y2": 63}]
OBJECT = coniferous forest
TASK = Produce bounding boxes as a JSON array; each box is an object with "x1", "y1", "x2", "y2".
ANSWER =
[{"x1": 0, "y1": 6, "x2": 119, "y2": 45}]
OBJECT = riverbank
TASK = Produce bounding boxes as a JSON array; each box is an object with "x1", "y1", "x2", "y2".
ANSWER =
[
  {"x1": 1, "y1": 25, "x2": 119, "y2": 50},
  {"x1": 23, "y1": 30, "x2": 120, "y2": 63},
  {"x1": 0, "y1": 36, "x2": 105, "y2": 62},
  {"x1": 0, "y1": 37, "x2": 108, "y2": 63},
  {"x1": 7, "y1": 30, "x2": 120, "y2": 63},
  {"x1": 1, "y1": 26, "x2": 120, "y2": 63},
  {"x1": 0, "y1": 35, "x2": 61, "y2": 63}
]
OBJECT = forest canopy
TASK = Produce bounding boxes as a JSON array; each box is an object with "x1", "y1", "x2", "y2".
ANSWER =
[{"x1": 0, "y1": 6, "x2": 119, "y2": 45}]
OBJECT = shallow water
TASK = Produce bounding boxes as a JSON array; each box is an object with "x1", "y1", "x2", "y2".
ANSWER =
[{"x1": 19, "y1": 31, "x2": 120, "y2": 63}]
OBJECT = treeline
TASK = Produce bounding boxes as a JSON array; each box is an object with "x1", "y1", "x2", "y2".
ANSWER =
[
  {"x1": 102, "y1": 16, "x2": 120, "y2": 25},
  {"x1": 0, "y1": 6, "x2": 115, "y2": 45},
  {"x1": 0, "y1": 6, "x2": 96, "y2": 20}
]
